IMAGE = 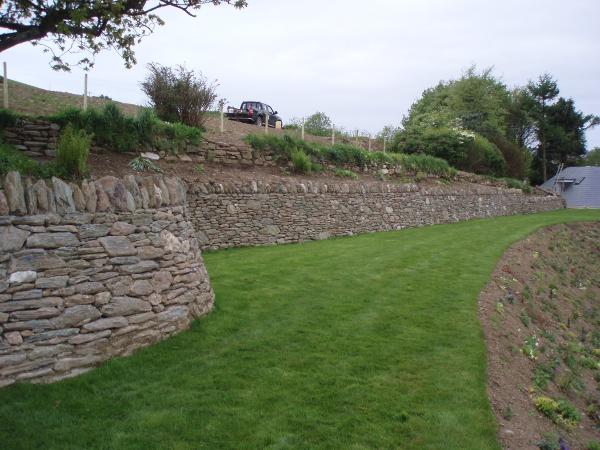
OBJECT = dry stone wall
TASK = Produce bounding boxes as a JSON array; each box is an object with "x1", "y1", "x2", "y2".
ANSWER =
[
  {"x1": 0, "y1": 172, "x2": 213, "y2": 386},
  {"x1": 2, "y1": 118, "x2": 275, "y2": 165},
  {"x1": 188, "y1": 181, "x2": 565, "y2": 249},
  {"x1": 3, "y1": 118, "x2": 60, "y2": 158}
]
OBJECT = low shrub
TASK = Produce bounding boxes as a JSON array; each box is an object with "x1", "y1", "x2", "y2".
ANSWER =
[
  {"x1": 49, "y1": 103, "x2": 202, "y2": 154},
  {"x1": 291, "y1": 149, "x2": 312, "y2": 174},
  {"x1": 534, "y1": 396, "x2": 581, "y2": 428},
  {"x1": 0, "y1": 108, "x2": 18, "y2": 129},
  {"x1": 141, "y1": 63, "x2": 217, "y2": 128},
  {"x1": 499, "y1": 177, "x2": 532, "y2": 193},
  {"x1": 464, "y1": 134, "x2": 506, "y2": 176},
  {"x1": 0, "y1": 140, "x2": 64, "y2": 179},
  {"x1": 245, "y1": 134, "x2": 456, "y2": 179},
  {"x1": 334, "y1": 168, "x2": 358, "y2": 179},
  {"x1": 393, "y1": 127, "x2": 507, "y2": 177},
  {"x1": 56, "y1": 124, "x2": 91, "y2": 179}
]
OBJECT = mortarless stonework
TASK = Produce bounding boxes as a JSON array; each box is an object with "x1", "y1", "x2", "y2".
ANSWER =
[
  {"x1": 188, "y1": 181, "x2": 565, "y2": 249},
  {"x1": 0, "y1": 172, "x2": 213, "y2": 386},
  {"x1": 0, "y1": 168, "x2": 564, "y2": 386}
]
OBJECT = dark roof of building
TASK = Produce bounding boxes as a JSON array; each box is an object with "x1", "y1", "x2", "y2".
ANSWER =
[{"x1": 540, "y1": 166, "x2": 600, "y2": 208}]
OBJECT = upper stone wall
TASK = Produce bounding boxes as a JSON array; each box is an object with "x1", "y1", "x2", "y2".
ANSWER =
[{"x1": 187, "y1": 180, "x2": 565, "y2": 249}]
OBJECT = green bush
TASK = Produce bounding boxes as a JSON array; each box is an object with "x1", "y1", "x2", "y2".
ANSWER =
[
  {"x1": 291, "y1": 149, "x2": 312, "y2": 174},
  {"x1": 0, "y1": 140, "x2": 64, "y2": 179},
  {"x1": 49, "y1": 103, "x2": 202, "y2": 154},
  {"x1": 534, "y1": 396, "x2": 581, "y2": 428},
  {"x1": 245, "y1": 134, "x2": 456, "y2": 179},
  {"x1": 56, "y1": 125, "x2": 91, "y2": 179},
  {"x1": 334, "y1": 168, "x2": 358, "y2": 179},
  {"x1": 392, "y1": 127, "x2": 506, "y2": 176},
  {"x1": 465, "y1": 134, "x2": 506, "y2": 176},
  {"x1": 0, "y1": 108, "x2": 18, "y2": 129},
  {"x1": 141, "y1": 63, "x2": 217, "y2": 128},
  {"x1": 393, "y1": 127, "x2": 467, "y2": 167}
]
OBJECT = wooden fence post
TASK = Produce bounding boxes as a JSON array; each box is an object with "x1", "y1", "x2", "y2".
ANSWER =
[
  {"x1": 383, "y1": 137, "x2": 386, "y2": 153},
  {"x1": 368, "y1": 135, "x2": 372, "y2": 152},
  {"x1": 265, "y1": 112, "x2": 269, "y2": 134},
  {"x1": 3, "y1": 62, "x2": 8, "y2": 109},
  {"x1": 355, "y1": 130, "x2": 359, "y2": 147},
  {"x1": 220, "y1": 104, "x2": 224, "y2": 133},
  {"x1": 83, "y1": 73, "x2": 88, "y2": 111},
  {"x1": 301, "y1": 118, "x2": 305, "y2": 141},
  {"x1": 331, "y1": 125, "x2": 335, "y2": 146}
]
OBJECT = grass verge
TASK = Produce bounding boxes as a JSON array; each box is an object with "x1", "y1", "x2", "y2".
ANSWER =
[{"x1": 0, "y1": 209, "x2": 599, "y2": 449}]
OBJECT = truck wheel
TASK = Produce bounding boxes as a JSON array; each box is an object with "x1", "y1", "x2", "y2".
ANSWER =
[{"x1": 256, "y1": 116, "x2": 263, "y2": 127}]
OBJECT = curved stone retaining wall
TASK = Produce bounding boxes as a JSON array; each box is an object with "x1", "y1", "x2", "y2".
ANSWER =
[
  {"x1": 188, "y1": 181, "x2": 565, "y2": 249},
  {"x1": 0, "y1": 172, "x2": 213, "y2": 386}
]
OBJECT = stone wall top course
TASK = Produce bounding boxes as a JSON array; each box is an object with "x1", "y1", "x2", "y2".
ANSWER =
[{"x1": 0, "y1": 172, "x2": 188, "y2": 217}]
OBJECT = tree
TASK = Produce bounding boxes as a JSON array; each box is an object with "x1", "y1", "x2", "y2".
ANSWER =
[
  {"x1": 583, "y1": 147, "x2": 600, "y2": 166},
  {"x1": 401, "y1": 66, "x2": 511, "y2": 138},
  {"x1": 506, "y1": 87, "x2": 536, "y2": 149},
  {"x1": 141, "y1": 63, "x2": 217, "y2": 127},
  {"x1": 377, "y1": 125, "x2": 399, "y2": 143},
  {"x1": 0, "y1": 1, "x2": 247, "y2": 70},
  {"x1": 304, "y1": 112, "x2": 332, "y2": 136},
  {"x1": 526, "y1": 73, "x2": 559, "y2": 182}
]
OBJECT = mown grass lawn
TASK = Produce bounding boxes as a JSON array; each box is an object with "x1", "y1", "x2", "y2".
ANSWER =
[{"x1": 1, "y1": 209, "x2": 600, "y2": 450}]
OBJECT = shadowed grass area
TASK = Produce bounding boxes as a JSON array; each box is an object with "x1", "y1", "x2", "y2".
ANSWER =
[{"x1": 1, "y1": 209, "x2": 599, "y2": 449}]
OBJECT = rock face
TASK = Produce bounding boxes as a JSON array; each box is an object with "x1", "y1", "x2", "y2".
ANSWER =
[{"x1": 0, "y1": 173, "x2": 213, "y2": 386}]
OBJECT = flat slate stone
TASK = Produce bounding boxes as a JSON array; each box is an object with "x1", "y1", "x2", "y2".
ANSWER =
[
  {"x1": 98, "y1": 235, "x2": 136, "y2": 257},
  {"x1": 26, "y1": 232, "x2": 80, "y2": 249}
]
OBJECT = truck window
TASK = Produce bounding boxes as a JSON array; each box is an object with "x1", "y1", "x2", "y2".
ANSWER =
[{"x1": 267, "y1": 105, "x2": 274, "y2": 114}]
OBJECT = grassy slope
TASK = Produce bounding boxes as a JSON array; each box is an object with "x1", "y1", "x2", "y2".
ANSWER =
[
  {"x1": 1, "y1": 210, "x2": 600, "y2": 450},
  {"x1": 1, "y1": 79, "x2": 140, "y2": 117}
]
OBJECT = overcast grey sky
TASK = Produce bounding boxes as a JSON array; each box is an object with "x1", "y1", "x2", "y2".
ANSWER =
[{"x1": 3, "y1": 0, "x2": 600, "y2": 147}]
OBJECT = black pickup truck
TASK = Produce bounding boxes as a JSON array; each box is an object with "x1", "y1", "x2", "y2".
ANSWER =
[{"x1": 226, "y1": 101, "x2": 283, "y2": 128}]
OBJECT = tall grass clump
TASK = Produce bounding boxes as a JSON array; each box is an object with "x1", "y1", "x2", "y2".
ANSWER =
[
  {"x1": 56, "y1": 124, "x2": 91, "y2": 179},
  {"x1": 0, "y1": 108, "x2": 18, "y2": 129},
  {"x1": 49, "y1": 103, "x2": 202, "y2": 154},
  {"x1": 0, "y1": 139, "x2": 64, "y2": 178},
  {"x1": 245, "y1": 134, "x2": 456, "y2": 179},
  {"x1": 291, "y1": 149, "x2": 312, "y2": 174}
]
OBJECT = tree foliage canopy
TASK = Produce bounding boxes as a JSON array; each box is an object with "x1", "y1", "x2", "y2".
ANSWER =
[
  {"x1": 394, "y1": 67, "x2": 599, "y2": 182},
  {"x1": 583, "y1": 148, "x2": 600, "y2": 166},
  {"x1": 0, "y1": 1, "x2": 247, "y2": 70},
  {"x1": 304, "y1": 112, "x2": 332, "y2": 136}
]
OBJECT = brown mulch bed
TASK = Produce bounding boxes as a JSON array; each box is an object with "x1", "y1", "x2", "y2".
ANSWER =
[{"x1": 479, "y1": 223, "x2": 600, "y2": 449}]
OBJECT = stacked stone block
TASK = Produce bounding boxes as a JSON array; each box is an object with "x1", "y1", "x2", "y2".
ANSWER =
[
  {"x1": 0, "y1": 172, "x2": 213, "y2": 386},
  {"x1": 187, "y1": 180, "x2": 565, "y2": 250},
  {"x1": 3, "y1": 119, "x2": 60, "y2": 158}
]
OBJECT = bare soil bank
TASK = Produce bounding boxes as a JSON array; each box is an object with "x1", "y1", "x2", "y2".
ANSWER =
[{"x1": 480, "y1": 223, "x2": 600, "y2": 449}]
